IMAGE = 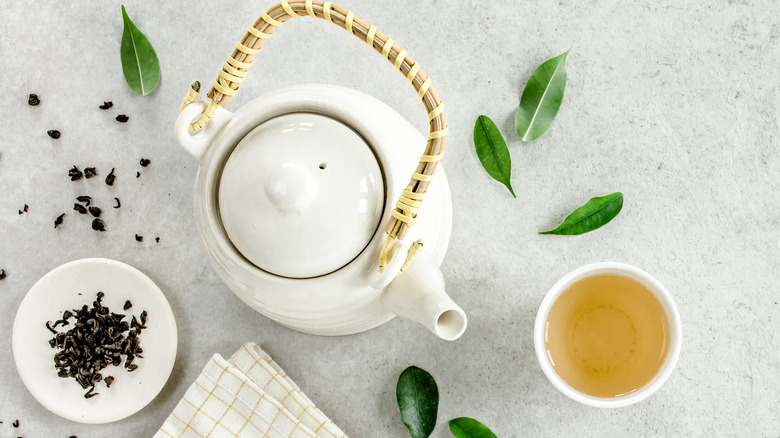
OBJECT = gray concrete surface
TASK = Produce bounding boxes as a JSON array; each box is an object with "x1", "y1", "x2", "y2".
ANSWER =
[{"x1": 1, "y1": 0, "x2": 779, "y2": 436}]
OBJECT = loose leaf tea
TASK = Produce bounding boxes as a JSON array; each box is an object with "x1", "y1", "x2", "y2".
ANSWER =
[
  {"x1": 92, "y1": 218, "x2": 106, "y2": 232},
  {"x1": 73, "y1": 203, "x2": 88, "y2": 214},
  {"x1": 540, "y1": 192, "x2": 623, "y2": 235},
  {"x1": 18, "y1": 204, "x2": 29, "y2": 215},
  {"x1": 77, "y1": 196, "x2": 92, "y2": 206},
  {"x1": 47, "y1": 130, "x2": 61, "y2": 139},
  {"x1": 12, "y1": 419, "x2": 18, "y2": 427},
  {"x1": 135, "y1": 234, "x2": 143, "y2": 242},
  {"x1": 515, "y1": 48, "x2": 570, "y2": 142},
  {"x1": 89, "y1": 206, "x2": 102, "y2": 218},
  {"x1": 46, "y1": 292, "x2": 148, "y2": 398},
  {"x1": 54, "y1": 213, "x2": 65, "y2": 228},
  {"x1": 28, "y1": 94, "x2": 40, "y2": 106},
  {"x1": 69, "y1": 166, "x2": 83, "y2": 181},
  {"x1": 448, "y1": 418, "x2": 497, "y2": 438},
  {"x1": 397, "y1": 366, "x2": 439, "y2": 438},
  {"x1": 139, "y1": 158, "x2": 151, "y2": 167},
  {"x1": 84, "y1": 167, "x2": 98, "y2": 179},
  {"x1": 99, "y1": 101, "x2": 113, "y2": 110},
  {"x1": 116, "y1": 114, "x2": 129, "y2": 123},
  {"x1": 0, "y1": 269, "x2": 6, "y2": 280},
  {"x1": 105, "y1": 168, "x2": 116, "y2": 186},
  {"x1": 120, "y1": 5, "x2": 160, "y2": 96},
  {"x1": 123, "y1": 300, "x2": 132, "y2": 310},
  {"x1": 473, "y1": 115, "x2": 515, "y2": 197},
  {"x1": 113, "y1": 198, "x2": 121, "y2": 208}
]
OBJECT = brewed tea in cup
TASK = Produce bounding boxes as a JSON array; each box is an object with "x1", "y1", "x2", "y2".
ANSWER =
[{"x1": 534, "y1": 262, "x2": 681, "y2": 408}]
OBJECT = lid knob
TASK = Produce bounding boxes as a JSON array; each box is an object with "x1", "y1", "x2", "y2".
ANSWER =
[{"x1": 265, "y1": 163, "x2": 317, "y2": 213}]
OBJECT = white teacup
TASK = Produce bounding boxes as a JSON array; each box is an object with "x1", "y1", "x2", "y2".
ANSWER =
[{"x1": 534, "y1": 262, "x2": 682, "y2": 408}]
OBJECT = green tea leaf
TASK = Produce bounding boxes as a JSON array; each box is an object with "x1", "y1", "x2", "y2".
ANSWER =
[
  {"x1": 448, "y1": 417, "x2": 497, "y2": 438},
  {"x1": 515, "y1": 48, "x2": 570, "y2": 142},
  {"x1": 474, "y1": 115, "x2": 515, "y2": 198},
  {"x1": 397, "y1": 366, "x2": 439, "y2": 438},
  {"x1": 540, "y1": 192, "x2": 623, "y2": 235},
  {"x1": 120, "y1": 5, "x2": 160, "y2": 96}
]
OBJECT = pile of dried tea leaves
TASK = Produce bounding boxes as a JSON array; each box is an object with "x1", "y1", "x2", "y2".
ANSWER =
[{"x1": 46, "y1": 292, "x2": 148, "y2": 398}]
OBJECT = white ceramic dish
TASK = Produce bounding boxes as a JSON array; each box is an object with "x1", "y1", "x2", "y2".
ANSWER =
[{"x1": 12, "y1": 258, "x2": 177, "y2": 424}]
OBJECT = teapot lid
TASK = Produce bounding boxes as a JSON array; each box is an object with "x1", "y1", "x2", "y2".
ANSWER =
[{"x1": 218, "y1": 112, "x2": 385, "y2": 278}]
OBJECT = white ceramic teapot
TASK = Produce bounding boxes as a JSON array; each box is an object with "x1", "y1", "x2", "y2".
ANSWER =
[{"x1": 174, "y1": 1, "x2": 466, "y2": 340}]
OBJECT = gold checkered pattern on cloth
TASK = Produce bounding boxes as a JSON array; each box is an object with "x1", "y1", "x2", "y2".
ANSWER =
[
  {"x1": 155, "y1": 343, "x2": 347, "y2": 438},
  {"x1": 229, "y1": 344, "x2": 346, "y2": 438}
]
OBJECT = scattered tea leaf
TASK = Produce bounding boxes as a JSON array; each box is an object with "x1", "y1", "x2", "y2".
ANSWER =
[
  {"x1": 99, "y1": 101, "x2": 113, "y2": 110},
  {"x1": 69, "y1": 166, "x2": 83, "y2": 181},
  {"x1": 135, "y1": 234, "x2": 143, "y2": 242},
  {"x1": 77, "y1": 196, "x2": 92, "y2": 206},
  {"x1": 136, "y1": 171, "x2": 141, "y2": 178},
  {"x1": 92, "y1": 218, "x2": 106, "y2": 232},
  {"x1": 473, "y1": 115, "x2": 515, "y2": 198},
  {"x1": 540, "y1": 192, "x2": 623, "y2": 235},
  {"x1": 113, "y1": 198, "x2": 121, "y2": 208},
  {"x1": 73, "y1": 203, "x2": 88, "y2": 215},
  {"x1": 139, "y1": 158, "x2": 151, "y2": 167},
  {"x1": 12, "y1": 419, "x2": 19, "y2": 427},
  {"x1": 120, "y1": 5, "x2": 160, "y2": 96},
  {"x1": 515, "y1": 48, "x2": 570, "y2": 142},
  {"x1": 105, "y1": 168, "x2": 116, "y2": 186},
  {"x1": 28, "y1": 94, "x2": 40, "y2": 106},
  {"x1": 123, "y1": 300, "x2": 132, "y2": 310},
  {"x1": 0, "y1": 269, "x2": 6, "y2": 280},
  {"x1": 397, "y1": 366, "x2": 439, "y2": 438},
  {"x1": 54, "y1": 213, "x2": 65, "y2": 228},
  {"x1": 47, "y1": 129, "x2": 61, "y2": 139},
  {"x1": 154, "y1": 236, "x2": 160, "y2": 243},
  {"x1": 84, "y1": 167, "x2": 98, "y2": 179},
  {"x1": 116, "y1": 114, "x2": 129, "y2": 123},
  {"x1": 448, "y1": 418, "x2": 497, "y2": 438},
  {"x1": 89, "y1": 206, "x2": 102, "y2": 218}
]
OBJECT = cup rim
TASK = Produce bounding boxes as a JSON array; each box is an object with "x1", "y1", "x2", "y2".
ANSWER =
[{"x1": 533, "y1": 262, "x2": 682, "y2": 408}]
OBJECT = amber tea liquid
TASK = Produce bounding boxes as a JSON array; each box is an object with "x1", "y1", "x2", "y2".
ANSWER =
[{"x1": 544, "y1": 274, "x2": 670, "y2": 398}]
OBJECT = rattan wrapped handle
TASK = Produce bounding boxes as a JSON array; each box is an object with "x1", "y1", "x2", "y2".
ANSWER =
[{"x1": 179, "y1": 0, "x2": 448, "y2": 271}]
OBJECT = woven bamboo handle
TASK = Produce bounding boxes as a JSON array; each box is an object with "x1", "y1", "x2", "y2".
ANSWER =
[{"x1": 180, "y1": 0, "x2": 448, "y2": 271}]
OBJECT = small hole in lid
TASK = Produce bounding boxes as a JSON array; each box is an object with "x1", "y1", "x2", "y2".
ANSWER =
[{"x1": 319, "y1": 163, "x2": 327, "y2": 170}]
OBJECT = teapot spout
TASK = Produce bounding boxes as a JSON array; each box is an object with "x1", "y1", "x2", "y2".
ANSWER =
[{"x1": 381, "y1": 259, "x2": 467, "y2": 341}]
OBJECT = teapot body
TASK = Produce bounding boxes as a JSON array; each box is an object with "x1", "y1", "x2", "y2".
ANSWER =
[{"x1": 179, "y1": 85, "x2": 452, "y2": 335}]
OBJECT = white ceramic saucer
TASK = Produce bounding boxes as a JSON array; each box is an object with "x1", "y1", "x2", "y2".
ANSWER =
[{"x1": 12, "y1": 258, "x2": 177, "y2": 424}]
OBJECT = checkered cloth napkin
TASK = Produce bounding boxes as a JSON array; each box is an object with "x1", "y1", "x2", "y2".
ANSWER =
[{"x1": 155, "y1": 343, "x2": 347, "y2": 438}]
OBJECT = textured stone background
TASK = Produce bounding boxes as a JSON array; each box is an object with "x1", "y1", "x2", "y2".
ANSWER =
[{"x1": 0, "y1": 0, "x2": 778, "y2": 436}]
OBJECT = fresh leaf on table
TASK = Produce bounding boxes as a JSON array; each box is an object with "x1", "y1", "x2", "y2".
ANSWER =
[
  {"x1": 397, "y1": 366, "x2": 439, "y2": 438},
  {"x1": 474, "y1": 115, "x2": 516, "y2": 197},
  {"x1": 540, "y1": 192, "x2": 623, "y2": 235},
  {"x1": 120, "y1": 5, "x2": 160, "y2": 96},
  {"x1": 515, "y1": 48, "x2": 570, "y2": 142},
  {"x1": 449, "y1": 417, "x2": 498, "y2": 438}
]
